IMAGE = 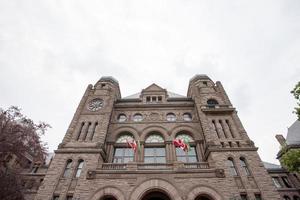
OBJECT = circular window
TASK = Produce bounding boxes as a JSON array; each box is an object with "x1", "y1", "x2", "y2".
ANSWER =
[
  {"x1": 117, "y1": 114, "x2": 127, "y2": 122},
  {"x1": 87, "y1": 98, "x2": 103, "y2": 111},
  {"x1": 166, "y1": 113, "x2": 176, "y2": 122},
  {"x1": 183, "y1": 113, "x2": 192, "y2": 121},
  {"x1": 133, "y1": 113, "x2": 143, "y2": 122}
]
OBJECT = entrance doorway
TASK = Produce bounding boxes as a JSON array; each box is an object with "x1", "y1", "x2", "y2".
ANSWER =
[
  {"x1": 141, "y1": 191, "x2": 171, "y2": 200},
  {"x1": 195, "y1": 195, "x2": 213, "y2": 200},
  {"x1": 100, "y1": 196, "x2": 117, "y2": 200}
]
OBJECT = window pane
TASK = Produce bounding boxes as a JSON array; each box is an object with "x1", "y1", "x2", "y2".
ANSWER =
[
  {"x1": 188, "y1": 156, "x2": 197, "y2": 163},
  {"x1": 114, "y1": 148, "x2": 123, "y2": 156},
  {"x1": 177, "y1": 156, "x2": 187, "y2": 162},
  {"x1": 176, "y1": 148, "x2": 186, "y2": 156},
  {"x1": 155, "y1": 148, "x2": 165, "y2": 156},
  {"x1": 272, "y1": 177, "x2": 282, "y2": 188},
  {"x1": 156, "y1": 157, "x2": 166, "y2": 163},
  {"x1": 116, "y1": 134, "x2": 134, "y2": 143},
  {"x1": 124, "y1": 157, "x2": 133, "y2": 163},
  {"x1": 188, "y1": 147, "x2": 196, "y2": 155},
  {"x1": 124, "y1": 148, "x2": 133, "y2": 156},
  {"x1": 144, "y1": 148, "x2": 155, "y2": 156},
  {"x1": 144, "y1": 157, "x2": 155, "y2": 163},
  {"x1": 145, "y1": 135, "x2": 164, "y2": 143}
]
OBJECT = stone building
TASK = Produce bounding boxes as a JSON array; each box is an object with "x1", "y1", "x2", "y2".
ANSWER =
[{"x1": 25, "y1": 75, "x2": 288, "y2": 200}]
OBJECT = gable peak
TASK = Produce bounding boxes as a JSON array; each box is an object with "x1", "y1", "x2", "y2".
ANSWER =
[{"x1": 143, "y1": 83, "x2": 165, "y2": 92}]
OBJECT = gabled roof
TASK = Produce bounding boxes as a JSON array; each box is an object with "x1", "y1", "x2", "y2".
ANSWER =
[
  {"x1": 123, "y1": 91, "x2": 185, "y2": 99},
  {"x1": 143, "y1": 83, "x2": 164, "y2": 91},
  {"x1": 286, "y1": 120, "x2": 300, "y2": 145},
  {"x1": 123, "y1": 83, "x2": 185, "y2": 99}
]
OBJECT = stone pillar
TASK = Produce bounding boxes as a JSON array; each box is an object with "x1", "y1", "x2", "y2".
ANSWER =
[{"x1": 79, "y1": 122, "x2": 90, "y2": 141}]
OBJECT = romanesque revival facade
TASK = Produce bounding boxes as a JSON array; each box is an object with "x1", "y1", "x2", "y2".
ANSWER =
[{"x1": 26, "y1": 75, "x2": 289, "y2": 200}]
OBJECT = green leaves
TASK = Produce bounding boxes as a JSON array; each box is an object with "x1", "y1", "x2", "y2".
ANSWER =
[
  {"x1": 280, "y1": 149, "x2": 300, "y2": 173},
  {"x1": 291, "y1": 81, "x2": 300, "y2": 120}
]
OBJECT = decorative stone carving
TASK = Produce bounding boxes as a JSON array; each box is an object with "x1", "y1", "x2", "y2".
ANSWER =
[
  {"x1": 86, "y1": 170, "x2": 96, "y2": 179},
  {"x1": 215, "y1": 169, "x2": 225, "y2": 178}
]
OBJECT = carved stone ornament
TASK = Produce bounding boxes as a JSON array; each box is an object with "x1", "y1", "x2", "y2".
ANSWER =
[
  {"x1": 215, "y1": 169, "x2": 225, "y2": 178},
  {"x1": 87, "y1": 98, "x2": 104, "y2": 111},
  {"x1": 149, "y1": 112, "x2": 160, "y2": 121}
]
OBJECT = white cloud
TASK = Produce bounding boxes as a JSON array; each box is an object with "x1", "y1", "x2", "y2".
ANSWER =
[{"x1": 0, "y1": 0, "x2": 299, "y2": 164}]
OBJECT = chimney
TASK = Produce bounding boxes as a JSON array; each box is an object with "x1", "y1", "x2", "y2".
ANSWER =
[{"x1": 275, "y1": 135, "x2": 286, "y2": 146}]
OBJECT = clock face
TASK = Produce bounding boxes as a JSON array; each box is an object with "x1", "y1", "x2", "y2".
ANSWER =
[{"x1": 87, "y1": 98, "x2": 103, "y2": 111}]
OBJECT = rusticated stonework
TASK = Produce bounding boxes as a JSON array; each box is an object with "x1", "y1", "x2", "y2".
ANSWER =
[{"x1": 29, "y1": 75, "x2": 284, "y2": 200}]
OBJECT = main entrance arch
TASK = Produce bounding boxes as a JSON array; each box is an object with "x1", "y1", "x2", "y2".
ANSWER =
[
  {"x1": 129, "y1": 179, "x2": 182, "y2": 200},
  {"x1": 141, "y1": 190, "x2": 171, "y2": 200}
]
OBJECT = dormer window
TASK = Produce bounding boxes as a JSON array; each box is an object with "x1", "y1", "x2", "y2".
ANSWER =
[
  {"x1": 158, "y1": 96, "x2": 162, "y2": 101},
  {"x1": 146, "y1": 96, "x2": 163, "y2": 103}
]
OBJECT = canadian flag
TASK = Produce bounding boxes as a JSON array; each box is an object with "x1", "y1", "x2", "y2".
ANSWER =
[
  {"x1": 126, "y1": 139, "x2": 137, "y2": 152},
  {"x1": 173, "y1": 139, "x2": 189, "y2": 151}
]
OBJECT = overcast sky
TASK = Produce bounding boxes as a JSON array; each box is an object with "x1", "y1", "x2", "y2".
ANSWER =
[{"x1": 0, "y1": 0, "x2": 299, "y2": 164}]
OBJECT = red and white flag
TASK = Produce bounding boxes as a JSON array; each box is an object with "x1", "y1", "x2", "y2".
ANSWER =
[
  {"x1": 173, "y1": 139, "x2": 189, "y2": 152},
  {"x1": 126, "y1": 139, "x2": 137, "y2": 152}
]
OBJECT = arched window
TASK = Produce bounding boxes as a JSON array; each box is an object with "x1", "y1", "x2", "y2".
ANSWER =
[
  {"x1": 117, "y1": 114, "x2": 127, "y2": 122},
  {"x1": 183, "y1": 113, "x2": 192, "y2": 121},
  {"x1": 116, "y1": 134, "x2": 134, "y2": 143},
  {"x1": 63, "y1": 160, "x2": 72, "y2": 178},
  {"x1": 133, "y1": 113, "x2": 143, "y2": 122},
  {"x1": 166, "y1": 113, "x2": 176, "y2": 122},
  {"x1": 114, "y1": 134, "x2": 135, "y2": 163},
  {"x1": 75, "y1": 160, "x2": 84, "y2": 178},
  {"x1": 240, "y1": 157, "x2": 251, "y2": 176},
  {"x1": 207, "y1": 99, "x2": 218, "y2": 108},
  {"x1": 227, "y1": 158, "x2": 238, "y2": 176},
  {"x1": 145, "y1": 134, "x2": 164, "y2": 143},
  {"x1": 175, "y1": 134, "x2": 197, "y2": 163},
  {"x1": 144, "y1": 134, "x2": 165, "y2": 163}
]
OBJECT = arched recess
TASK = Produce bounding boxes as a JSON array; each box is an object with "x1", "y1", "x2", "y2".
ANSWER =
[
  {"x1": 170, "y1": 125, "x2": 202, "y2": 141},
  {"x1": 141, "y1": 126, "x2": 169, "y2": 141},
  {"x1": 129, "y1": 179, "x2": 183, "y2": 200},
  {"x1": 186, "y1": 186, "x2": 223, "y2": 200},
  {"x1": 107, "y1": 126, "x2": 140, "y2": 142},
  {"x1": 89, "y1": 186, "x2": 125, "y2": 200}
]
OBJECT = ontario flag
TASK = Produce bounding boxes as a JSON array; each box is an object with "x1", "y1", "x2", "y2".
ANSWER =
[
  {"x1": 126, "y1": 139, "x2": 141, "y2": 152},
  {"x1": 173, "y1": 138, "x2": 190, "y2": 152}
]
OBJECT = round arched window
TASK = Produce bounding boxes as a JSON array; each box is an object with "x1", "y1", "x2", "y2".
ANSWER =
[
  {"x1": 144, "y1": 134, "x2": 165, "y2": 163},
  {"x1": 207, "y1": 99, "x2": 218, "y2": 108},
  {"x1": 116, "y1": 134, "x2": 134, "y2": 143},
  {"x1": 145, "y1": 134, "x2": 164, "y2": 143},
  {"x1": 117, "y1": 114, "x2": 127, "y2": 122},
  {"x1": 183, "y1": 113, "x2": 192, "y2": 121},
  {"x1": 176, "y1": 134, "x2": 194, "y2": 142},
  {"x1": 114, "y1": 134, "x2": 135, "y2": 163},
  {"x1": 175, "y1": 134, "x2": 197, "y2": 163},
  {"x1": 166, "y1": 113, "x2": 176, "y2": 122},
  {"x1": 133, "y1": 113, "x2": 143, "y2": 122}
]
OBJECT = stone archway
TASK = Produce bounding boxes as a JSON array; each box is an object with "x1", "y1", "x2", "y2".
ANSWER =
[
  {"x1": 141, "y1": 189, "x2": 171, "y2": 200},
  {"x1": 129, "y1": 179, "x2": 182, "y2": 200},
  {"x1": 186, "y1": 186, "x2": 223, "y2": 200},
  {"x1": 89, "y1": 186, "x2": 125, "y2": 200}
]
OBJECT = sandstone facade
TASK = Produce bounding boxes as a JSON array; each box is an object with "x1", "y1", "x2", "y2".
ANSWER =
[{"x1": 29, "y1": 75, "x2": 285, "y2": 200}]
